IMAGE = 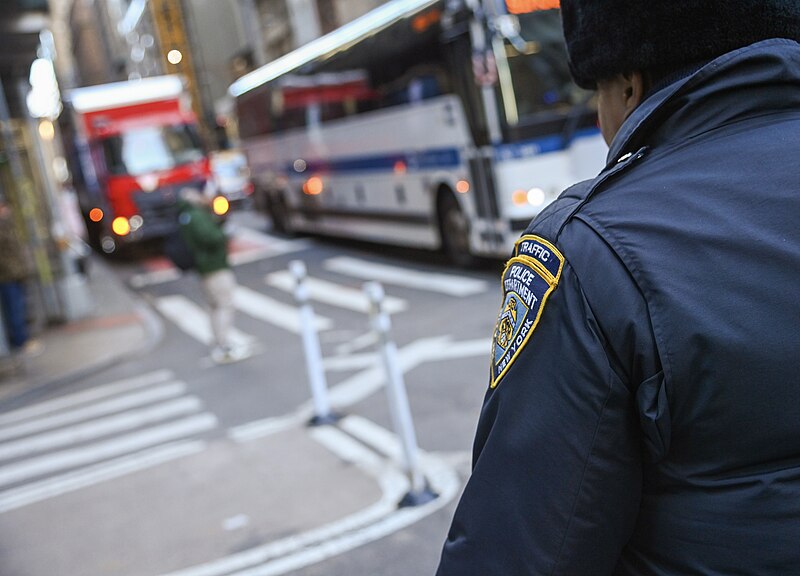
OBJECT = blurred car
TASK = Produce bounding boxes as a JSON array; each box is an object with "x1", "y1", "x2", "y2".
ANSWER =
[{"x1": 209, "y1": 149, "x2": 254, "y2": 206}]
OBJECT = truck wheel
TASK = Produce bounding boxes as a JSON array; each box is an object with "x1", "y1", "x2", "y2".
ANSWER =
[{"x1": 438, "y1": 193, "x2": 474, "y2": 267}]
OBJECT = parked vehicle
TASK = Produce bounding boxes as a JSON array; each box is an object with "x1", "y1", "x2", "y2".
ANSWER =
[
  {"x1": 67, "y1": 75, "x2": 222, "y2": 254},
  {"x1": 209, "y1": 149, "x2": 254, "y2": 206}
]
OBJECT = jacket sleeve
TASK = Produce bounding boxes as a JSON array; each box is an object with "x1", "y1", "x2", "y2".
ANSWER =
[{"x1": 436, "y1": 254, "x2": 643, "y2": 575}]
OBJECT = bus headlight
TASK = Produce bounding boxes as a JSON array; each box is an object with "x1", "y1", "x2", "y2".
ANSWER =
[
  {"x1": 112, "y1": 216, "x2": 131, "y2": 236},
  {"x1": 213, "y1": 195, "x2": 230, "y2": 215},
  {"x1": 527, "y1": 187, "x2": 546, "y2": 207},
  {"x1": 129, "y1": 215, "x2": 144, "y2": 231},
  {"x1": 513, "y1": 187, "x2": 547, "y2": 208}
]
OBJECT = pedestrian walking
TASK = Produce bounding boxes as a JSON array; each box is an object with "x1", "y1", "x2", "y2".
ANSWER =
[
  {"x1": 436, "y1": 2, "x2": 800, "y2": 574},
  {"x1": 0, "y1": 199, "x2": 40, "y2": 356},
  {"x1": 174, "y1": 188, "x2": 248, "y2": 364}
]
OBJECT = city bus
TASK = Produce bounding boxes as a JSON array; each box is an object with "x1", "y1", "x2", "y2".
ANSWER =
[{"x1": 230, "y1": 0, "x2": 606, "y2": 265}]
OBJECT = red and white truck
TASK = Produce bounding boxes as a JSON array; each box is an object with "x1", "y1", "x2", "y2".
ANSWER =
[{"x1": 68, "y1": 75, "x2": 220, "y2": 253}]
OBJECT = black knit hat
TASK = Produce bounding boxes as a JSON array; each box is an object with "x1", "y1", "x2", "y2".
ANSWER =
[{"x1": 560, "y1": 0, "x2": 800, "y2": 89}]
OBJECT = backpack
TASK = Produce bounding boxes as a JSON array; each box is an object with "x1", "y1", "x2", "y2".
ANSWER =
[{"x1": 163, "y1": 227, "x2": 196, "y2": 271}]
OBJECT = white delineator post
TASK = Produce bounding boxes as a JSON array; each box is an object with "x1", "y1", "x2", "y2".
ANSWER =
[
  {"x1": 290, "y1": 260, "x2": 337, "y2": 426},
  {"x1": 364, "y1": 281, "x2": 437, "y2": 507}
]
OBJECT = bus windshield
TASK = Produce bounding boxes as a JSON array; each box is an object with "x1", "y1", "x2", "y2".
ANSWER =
[
  {"x1": 495, "y1": 9, "x2": 594, "y2": 134},
  {"x1": 102, "y1": 124, "x2": 204, "y2": 176}
]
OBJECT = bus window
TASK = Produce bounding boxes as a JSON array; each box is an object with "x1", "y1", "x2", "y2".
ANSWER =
[{"x1": 236, "y1": 88, "x2": 271, "y2": 139}]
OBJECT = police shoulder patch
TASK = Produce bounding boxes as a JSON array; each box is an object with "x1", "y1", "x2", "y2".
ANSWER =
[{"x1": 491, "y1": 235, "x2": 564, "y2": 388}]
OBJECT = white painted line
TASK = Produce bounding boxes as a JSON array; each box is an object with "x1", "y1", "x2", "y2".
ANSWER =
[
  {"x1": 265, "y1": 271, "x2": 408, "y2": 314},
  {"x1": 228, "y1": 413, "x2": 309, "y2": 444},
  {"x1": 0, "y1": 383, "x2": 188, "y2": 443},
  {"x1": 324, "y1": 256, "x2": 488, "y2": 297},
  {"x1": 435, "y1": 338, "x2": 491, "y2": 361},
  {"x1": 222, "y1": 514, "x2": 251, "y2": 532},
  {"x1": 0, "y1": 397, "x2": 203, "y2": 462},
  {"x1": 309, "y1": 425, "x2": 385, "y2": 469},
  {"x1": 0, "y1": 370, "x2": 175, "y2": 427},
  {"x1": 155, "y1": 295, "x2": 255, "y2": 347},
  {"x1": 129, "y1": 268, "x2": 183, "y2": 289},
  {"x1": 334, "y1": 331, "x2": 379, "y2": 356},
  {"x1": 322, "y1": 352, "x2": 378, "y2": 372},
  {"x1": 0, "y1": 441, "x2": 206, "y2": 514},
  {"x1": 228, "y1": 249, "x2": 273, "y2": 267},
  {"x1": 229, "y1": 226, "x2": 310, "y2": 254},
  {"x1": 339, "y1": 415, "x2": 404, "y2": 464},
  {"x1": 0, "y1": 413, "x2": 217, "y2": 489},
  {"x1": 228, "y1": 228, "x2": 310, "y2": 266},
  {"x1": 233, "y1": 286, "x2": 332, "y2": 334}
]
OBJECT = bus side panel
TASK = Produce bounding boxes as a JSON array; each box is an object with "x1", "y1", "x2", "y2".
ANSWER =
[{"x1": 245, "y1": 95, "x2": 480, "y2": 249}]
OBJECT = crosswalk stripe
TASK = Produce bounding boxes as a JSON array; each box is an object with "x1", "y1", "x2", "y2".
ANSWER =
[
  {"x1": 0, "y1": 440, "x2": 206, "y2": 514},
  {"x1": 130, "y1": 268, "x2": 182, "y2": 289},
  {"x1": 0, "y1": 397, "x2": 203, "y2": 463},
  {"x1": 334, "y1": 331, "x2": 379, "y2": 356},
  {"x1": 233, "y1": 286, "x2": 332, "y2": 334},
  {"x1": 323, "y1": 353, "x2": 377, "y2": 372},
  {"x1": 227, "y1": 227, "x2": 310, "y2": 265},
  {"x1": 0, "y1": 383, "x2": 188, "y2": 442},
  {"x1": 0, "y1": 413, "x2": 217, "y2": 489},
  {"x1": 323, "y1": 256, "x2": 488, "y2": 297},
  {"x1": 0, "y1": 370, "x2": 174, "y2": 427},
  {"x1": 265, "y1": 272, "x2": 407, "y2": 315},
  {"x1": 155, "y1": 296, "x2": 256, "y2": 347}
]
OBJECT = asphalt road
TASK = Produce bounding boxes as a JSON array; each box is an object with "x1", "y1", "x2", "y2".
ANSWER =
[{"x1": 0, "y1": 211, "x2": 507, "y2": 576}]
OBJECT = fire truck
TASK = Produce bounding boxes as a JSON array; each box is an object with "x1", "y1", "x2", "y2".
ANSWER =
[{"x1": 68, "y1": 75, "x2": 222, "y2": 254}]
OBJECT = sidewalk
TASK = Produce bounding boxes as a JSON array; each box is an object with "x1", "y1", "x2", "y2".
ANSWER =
[{"x1": 0, "y1": 256, "x2": 162, "y2": 408}]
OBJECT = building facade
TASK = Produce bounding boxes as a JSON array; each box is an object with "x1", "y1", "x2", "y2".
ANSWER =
[{"x1": 244, "y1": 0, "x2": 389, "y2": 65}]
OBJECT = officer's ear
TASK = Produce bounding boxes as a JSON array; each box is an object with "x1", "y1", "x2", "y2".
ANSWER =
[
  {"x1": 597, "y1": 71, "x2": 646, "y2": 145},
  {"x1": 620, "y1": 71, "x2": 646, "y2": 117}
]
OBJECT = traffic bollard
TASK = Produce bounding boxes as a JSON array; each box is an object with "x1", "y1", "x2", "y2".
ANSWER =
[
  {"x1": 290, "y1": 260, "x2": 338, "y2": 426},
  {"x1": 364, "y1": 281, "x2": 437, "y2": 507}
]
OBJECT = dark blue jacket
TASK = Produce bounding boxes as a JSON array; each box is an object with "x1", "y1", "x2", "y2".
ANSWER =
[{"x1": 437, "y1": 39, "x2": 800, "y2": 575}]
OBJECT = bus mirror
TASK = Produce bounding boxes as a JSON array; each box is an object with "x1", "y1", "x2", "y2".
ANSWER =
[
  {"x1": 495, "y1": 15, "x2": 520, "y2": 38},
  {"x1": 494, "y1": 14, "x2": 530, "y2": 54}
]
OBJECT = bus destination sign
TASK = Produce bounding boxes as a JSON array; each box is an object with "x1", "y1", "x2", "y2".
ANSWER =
[{"x1": 505, "y1": 0, "x2": 560, "y2": 14}]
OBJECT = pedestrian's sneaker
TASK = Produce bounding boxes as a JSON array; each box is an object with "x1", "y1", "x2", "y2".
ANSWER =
[
  {"x1": 211, "y1": 346, "x2": 235, "y2": 364},
  {"x1": 211, "y1": 344, "x2": 251, "y2": 365}
]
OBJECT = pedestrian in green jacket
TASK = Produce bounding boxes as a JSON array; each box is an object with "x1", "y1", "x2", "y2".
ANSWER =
[{"x1": 177, "y1": 188, "x2": 247, "y2": 364}]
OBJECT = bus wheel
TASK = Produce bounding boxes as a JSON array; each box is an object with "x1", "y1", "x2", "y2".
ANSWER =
[
  {"x1": 269, "y1": 193, "x2": 293, "y2": 236},
  {"x1": 438, "y1": 193, "x2": 473, "y2": 267}
]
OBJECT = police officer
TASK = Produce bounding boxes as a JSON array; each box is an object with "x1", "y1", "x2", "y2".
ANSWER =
[{"x1": 436, "y1": 1, "x2": 800, "y2": 574}]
